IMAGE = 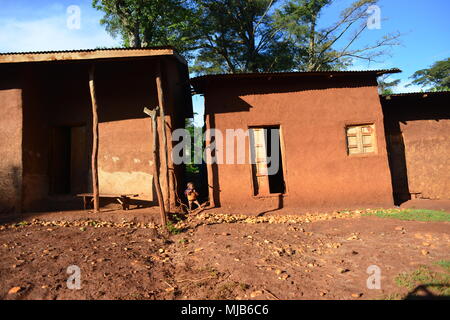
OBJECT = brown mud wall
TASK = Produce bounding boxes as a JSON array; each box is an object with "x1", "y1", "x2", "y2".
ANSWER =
[
  {"x1": 11, "y1": 57, "x2": 189, "y2": 213},
  {"x1": 204, "y1": 76, "x2": 394, "y2": 212},
  {"x1": 382, "y1": 94, "x2": 450, "y2": 203},
  {"x1": 0, "y1": 65, "x2": 23, "y2": 213}
]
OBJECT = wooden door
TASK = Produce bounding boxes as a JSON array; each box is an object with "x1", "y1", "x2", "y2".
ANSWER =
[{"x1": 250, "y1": 128, "x2": 270, "y2": 195}]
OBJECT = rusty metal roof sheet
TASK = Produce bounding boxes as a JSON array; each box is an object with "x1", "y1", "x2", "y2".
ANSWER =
[
  {"x1": 191, "y1": 69, "x2": 401, "y2": 93},
  {"x1": 381, "y1": 91, "x2": 450, "y2": 99},
  {"x1": 0, "y1": 46, "x2": 186, "y2": 65}
]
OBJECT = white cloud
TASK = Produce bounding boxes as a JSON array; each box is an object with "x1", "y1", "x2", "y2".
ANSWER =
[{"x1": 0, "y1": 5, "x2": 120, "y2": 53}]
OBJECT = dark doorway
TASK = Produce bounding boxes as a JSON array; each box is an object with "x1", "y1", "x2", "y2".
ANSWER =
[
  {"x1": 49, "y1": 126, "x2": 86, "y2": 195},
  {"x1": 250, "y1": 126, "x2": 286, "y2": 195},
  {"x1": 266, "y1": 127, "x2": 285, "y2": 194}
]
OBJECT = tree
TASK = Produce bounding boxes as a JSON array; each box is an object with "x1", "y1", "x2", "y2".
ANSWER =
[
  {"x1": 275, "y1": 0, "x2": 401, "y2": 71},
  {"x1": 92, "y1": 0, "x2": 199, "y2": 56},
  {"x1": 185, "y1": 117, "x2": 202, "y2": 174},
  {"x1": 408, "y1": 58, "x2": 450, "y2": 91},
  {"x1": 192, "y1": 0, "x2": 294, "y2": 74},
  {"x1": 377, "y1": 74, "x2": 400, "y2": 95},
  {"x1": 93, "y1": 0, "x2": 401, "y2": 74}
]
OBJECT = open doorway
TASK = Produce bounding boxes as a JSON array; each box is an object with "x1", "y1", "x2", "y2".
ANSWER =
[
  {"x1": 49, "y1": 125, "x2": 87, "y2": 195},
  {"x1": 250, "y1": 126, "x2": 286, "y2": 196}
]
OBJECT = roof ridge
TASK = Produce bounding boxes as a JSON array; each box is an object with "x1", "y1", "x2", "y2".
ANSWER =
[
  {"x1": 191, "y1": 68, "x2": 401, "y2": 81},
  {"x1": 0, "y1": 46, "x2": 176, "y2": 56}
]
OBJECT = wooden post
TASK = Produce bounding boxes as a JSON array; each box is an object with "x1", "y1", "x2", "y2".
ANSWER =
[
  {"x1": 155, "y1": 62, "x2": 171, "y2": 211},
  {"x1": 88, "y1": 65, "x2": 100, "y2": 213},
  {"x1": 144, "y1": 107, "x2": 167, "y2": 227}
]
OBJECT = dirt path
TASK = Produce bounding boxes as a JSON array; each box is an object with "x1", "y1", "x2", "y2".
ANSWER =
[{"x1": 1, "y1": 213, "x2": 449, "y2": 300}]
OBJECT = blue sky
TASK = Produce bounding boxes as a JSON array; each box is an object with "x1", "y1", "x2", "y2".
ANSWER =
[{"x1": 1, "y1": 0, "x2": 449, "y2": 125}]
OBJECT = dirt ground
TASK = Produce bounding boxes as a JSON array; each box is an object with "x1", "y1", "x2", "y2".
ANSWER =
[{"x1": 0, "y1": 206, "x2": 449, "y2": 300}]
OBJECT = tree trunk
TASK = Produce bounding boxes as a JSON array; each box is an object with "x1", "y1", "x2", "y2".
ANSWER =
[
  {"x1": 308, "y1": 14, "x2": 317, "y2": 72},
  {"x1": 88, "y1": 65, "x2": 100, "y2": 213}
]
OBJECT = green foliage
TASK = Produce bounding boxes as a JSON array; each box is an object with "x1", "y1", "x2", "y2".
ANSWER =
[
  {"x1": 185, "y1": 117, "x2": 203, "y2": 172},
  {"x1": 275, "y1": 0, "x2": 400, "y2": 71},
  {"x1": 192, "y1": 0, "x2": 294, "y2": 74},
  {"x1": 92, "y1": 0, "x2": 200, "y2": 57},
  {"x1": 166, "y1": 221, "x2": 182, "y2": 235},
  {"x1": 363, "y1": 208, "x2": 450, "y2": 222},
  {"x1": 93, "y1": 0, "x2": 401, "y2": 73},
  {"x1": 378, "y1": 74, "x2": 400, "y2": 94},
  {"x1": 275, "y1": 0, "x2": 337, "y2": 70},
  {"x1": 408, "y1": 58, "x2": 450, "y2": 91}
]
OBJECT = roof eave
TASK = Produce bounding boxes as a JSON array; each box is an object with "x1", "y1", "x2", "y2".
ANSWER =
[
  {"x1": 0, "y1": 47, "x2": 187, "y2": 65},
  {"x1": 191, "y1": 69, "x2": 402, "y2": 94}
]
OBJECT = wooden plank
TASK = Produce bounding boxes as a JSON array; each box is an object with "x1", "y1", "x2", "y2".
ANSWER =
[
  {"x1": 155, "y1": 62, "x2": 171, "y2": 211},
  {"x1": 251, "y1": 128, "x2": 270, "y2": 195},
  {"x1": 0, "y1": 48, "x2": 178, "y2": 64},
  {"x1": 144, "y1": 107, "x2": 167, "y2": 227},
  {"x1": 76, "y1": 193, "x2": 139, "y2": 198},
  {"x1": 88, "y1": 65, "x2": 100, "y2": 213}
]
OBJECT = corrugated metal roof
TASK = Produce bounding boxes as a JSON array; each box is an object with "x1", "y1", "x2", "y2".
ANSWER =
[
  {"x1": 0, "y1": 46, "x2": 186, "y2": 65},
  {"x1": 381, "y1": 91, "x2": 450, "y2": 98},
  {"x1": 0, "y1": 46, "x2": 174, "y2": 56},
  {"x1": 191, "y1": 69, "x2": 401, "y2": 93},
  {"x1": 192, "y1": 68, "x2": 401, "y2": 80}
]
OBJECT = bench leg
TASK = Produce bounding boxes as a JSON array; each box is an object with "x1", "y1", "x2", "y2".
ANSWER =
[
  {"x1": 83, "y1": 196, "x2": 88, "y2": 210},
  {"x1": 119, "y1": 197, "x2": 130, "y2": 210}
]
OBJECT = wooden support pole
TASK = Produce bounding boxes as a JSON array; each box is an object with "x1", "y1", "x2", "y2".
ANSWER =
[
  {"x1": 144, "y1": 107, "x2": 167, "y2": 227},
  {"x1": 155, "y1": 62, "x2": 171, "y2": 211},
  {"x1": 88, "y1": 65, "x2": 100, "y2": 213}
]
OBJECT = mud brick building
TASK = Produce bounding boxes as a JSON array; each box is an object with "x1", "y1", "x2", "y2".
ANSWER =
[
  {"x1": 381, "y1": 91, "x2": 450, "y2": 204},
  {"x1": 0, "y1": 48, "x2": 192, "y2": 213},
  {"x1": 191, "y1": 70, "x2": 401, "y2": 212},
  {"x1": 1, "y1": 46, "x2": 448, "y2": 216}
]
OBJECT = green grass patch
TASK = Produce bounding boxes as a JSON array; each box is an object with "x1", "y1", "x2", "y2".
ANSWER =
[
  {"x1": 363, "y1": 208, "x2": 450, "y2": 222},
  {"x1": 435, "y1": 260, "x2": 450, "y2": 273},
  {"x1": 394, "y1": 264, "x2": 450, "y2": 297},
  {"x1": 166, "y1": 221, "x2": 182, "y2": 235}
]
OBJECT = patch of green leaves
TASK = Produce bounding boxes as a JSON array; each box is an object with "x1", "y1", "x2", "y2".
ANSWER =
[{"x1": 166, "y1": 221, "x2": 182, "y2": 235}]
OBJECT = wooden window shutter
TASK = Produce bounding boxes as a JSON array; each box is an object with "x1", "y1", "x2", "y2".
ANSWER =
[
  {"x1": 346, "y1": 124, "x2": 376, "y2": 155},
  {"x1": 251, "y1": 128, "x2": 270, "y2": 195}
]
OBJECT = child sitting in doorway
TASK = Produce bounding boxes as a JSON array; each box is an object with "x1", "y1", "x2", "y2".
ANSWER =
[{"x1": 185, "y1": 182, "x2": 201, "y2": 212}]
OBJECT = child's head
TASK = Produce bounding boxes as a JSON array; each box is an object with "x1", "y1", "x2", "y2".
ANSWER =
[{"x1": 187, "y1": 182, "x2": 195, "y2": 189}]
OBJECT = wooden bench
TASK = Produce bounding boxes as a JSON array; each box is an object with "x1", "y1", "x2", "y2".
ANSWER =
[{"x1": 77, "y1": 193, "x2": 139, "y2": 211}]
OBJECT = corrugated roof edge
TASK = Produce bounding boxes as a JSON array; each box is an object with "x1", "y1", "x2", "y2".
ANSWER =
[
  {"x1": 191, "y1": 68, "x2": 401, "y2": 81},
  {"x1": 0, "y1": 46, "x2": 174, "y2": 55},
  {"x1": 0, "y1": 46, "x2": 187, "y2": 65},
  {"x1": 190, "y1": 68, "x2": 401, "y2": 93},
  {"x1": 381, "y1": 91, "x2": 450, "y2": 98}
]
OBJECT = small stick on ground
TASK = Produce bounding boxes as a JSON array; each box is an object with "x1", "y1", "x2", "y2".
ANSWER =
[{"x1": 264, "y1": 289, "x2": 280, "y2": 300}]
